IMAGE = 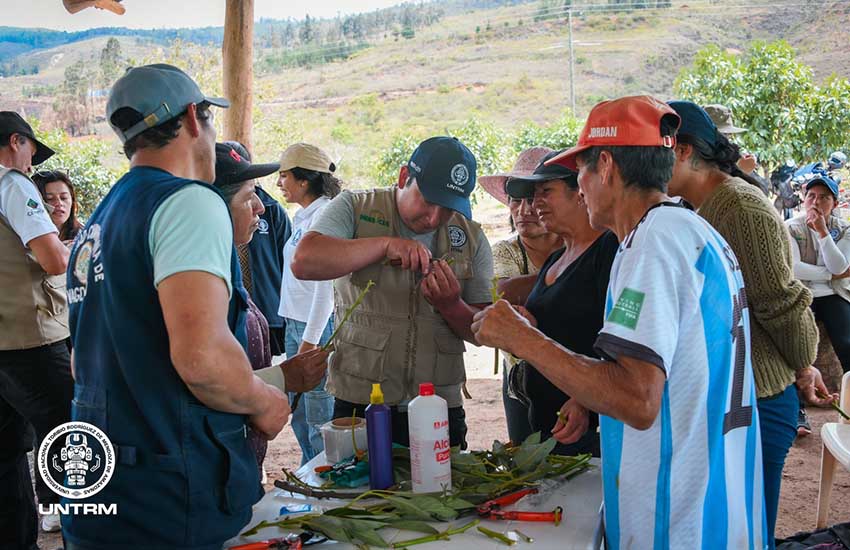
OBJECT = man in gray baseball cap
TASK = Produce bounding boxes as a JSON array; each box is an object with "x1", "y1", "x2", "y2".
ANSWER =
[{"x1": 63, "y1": 64, "x2": 328, "y2": 550}]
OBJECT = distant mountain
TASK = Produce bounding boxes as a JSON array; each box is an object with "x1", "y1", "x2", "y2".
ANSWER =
[
  {"x1": 0, "y1": 26, "x2": 222, "y2": 69},
  {"x1": 0, "y1": 0, "x2": 540, "y2": 75}
]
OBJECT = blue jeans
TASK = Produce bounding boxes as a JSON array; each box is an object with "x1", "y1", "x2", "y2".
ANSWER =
[
  {"x1": 284, "y1": 317, "x2": 334, "y2": 466},
  {"x1": 758, "y1": 384, "x2": 799, "y2": 550}
]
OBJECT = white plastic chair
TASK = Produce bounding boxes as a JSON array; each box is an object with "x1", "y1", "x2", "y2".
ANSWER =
[{"x1": 815, "y1": 370, "x2": 850, "y2": 528}]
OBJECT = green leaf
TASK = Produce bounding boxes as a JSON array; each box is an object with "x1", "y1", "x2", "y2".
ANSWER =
[
  {"x1": 381, "y1": 495, "x2": 434, "y2": 521},
  {"x1": 325, "y1": 507, "x2": 383, "y2": 518},
  {"x1": 520, "y1": 432, "x2": 541, "y2": 447},
  {"x1": 441, "y1": 496, "x2": 477, "y2": 511},
  {"x1": 388, "y1": 520, "x2": 440, "y2": 535},
  {"x1": 408, "y1": 495, "x2": 458, "y2": 521},
  {"x1": 514, "y1": 437, "x2": 557, "y2": 473},
  {"x1": 348, "y1": 521, "x2": 390, "y2": 548},
  {"x1": 305, "y1": 515, "x2": 354, "y2": 542}
]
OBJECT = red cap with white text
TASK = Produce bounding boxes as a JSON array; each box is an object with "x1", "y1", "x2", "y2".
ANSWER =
[{"x1": 546, "y1": 95, "x2": 681, "y2": 170}]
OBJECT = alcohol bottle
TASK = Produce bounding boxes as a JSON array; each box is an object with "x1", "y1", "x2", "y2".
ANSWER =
[{"x1": 408, "y1": 382, "x2": 451, "y2": 493}]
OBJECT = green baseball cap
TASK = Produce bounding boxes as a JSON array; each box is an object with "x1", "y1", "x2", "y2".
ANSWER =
[{"x1": 106, "y1": 64, "x2": 229, "y2": 143}]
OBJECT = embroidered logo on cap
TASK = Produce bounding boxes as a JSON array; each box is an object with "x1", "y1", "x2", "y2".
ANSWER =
[
  {"x1": 588, "y1": 127, "x2": 618, "y2": 139},
  {"x1": 229, "y1": 148, "x2": 243, "y2": 163},
  {"x1": 450, "y1": 164, "x2": 469, "y2": 187}
]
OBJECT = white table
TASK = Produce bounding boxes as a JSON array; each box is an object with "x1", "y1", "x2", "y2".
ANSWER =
[{"x1": 226, "y1": 453, "x2": 604, "y2": 549}]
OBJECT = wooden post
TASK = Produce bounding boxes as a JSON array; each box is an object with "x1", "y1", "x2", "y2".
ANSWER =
[{"x1": 222, "y1": 0, "x2": 254, "y2": 152}]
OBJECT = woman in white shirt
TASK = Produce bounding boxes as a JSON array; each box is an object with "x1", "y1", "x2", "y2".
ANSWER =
[
  {"x1": 277, "y1": 143, "x2": 341, "y2": 464},
  {"x1": 786, "y1": 174, "x2": 850, "y2": 374}
]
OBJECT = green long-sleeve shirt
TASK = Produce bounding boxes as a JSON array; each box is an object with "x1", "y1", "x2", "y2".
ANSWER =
[{"x1": 699, "y1": 177, "x2": 818, "y2": 399}]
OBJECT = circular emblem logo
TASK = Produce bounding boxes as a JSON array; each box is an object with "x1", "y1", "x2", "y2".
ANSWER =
[
  {"x1": 448, "y1": 225, "x2": 467, "y2": 248},
  {"x1": 73, "y1": 241, "x2": 93, "y2": 285},
  {"x1": 38, "y1": 422, "x2": 115, "y2": 500},
  {"x1": 450, "y1": 164, "x2": 469, "y2": 187},
  {"x1": 830, "y1": 227, "x2": 840, "y2": 242},
  {"x1": 257, "y1": 219, "x2": 269, "y2": 234}
]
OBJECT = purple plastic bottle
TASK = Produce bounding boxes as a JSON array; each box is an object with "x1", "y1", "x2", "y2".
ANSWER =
[{"x1": 366, "y1": 383, "x2": 394, "y2": 490}]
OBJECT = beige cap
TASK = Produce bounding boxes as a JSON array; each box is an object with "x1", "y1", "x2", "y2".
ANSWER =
[
  {"x1": 279, "y1": 143, "x2": 336, "y2": 174},
  {"x1": 703, "y1": 104, "x2": 747, "y2": 134}
]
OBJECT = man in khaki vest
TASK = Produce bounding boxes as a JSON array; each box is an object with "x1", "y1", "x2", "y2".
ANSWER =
[
  {"x1": 0, "y1": 111, "x2": 74, "y2": 547},
  {"x1": 293, "y1": 137, "x2": 494, "y2": 448}
]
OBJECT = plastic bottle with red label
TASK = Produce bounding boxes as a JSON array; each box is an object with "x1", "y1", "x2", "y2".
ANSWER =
[{"x1": 408, "y1": 382, "x2": 452, "y2": 493}]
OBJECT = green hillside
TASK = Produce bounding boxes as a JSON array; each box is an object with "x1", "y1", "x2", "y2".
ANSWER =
[{"x1": 0, "y1": 0, "x2": 846, "y2": 199}]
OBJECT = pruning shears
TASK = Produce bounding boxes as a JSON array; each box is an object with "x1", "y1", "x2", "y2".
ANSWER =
[
  {"x1": 314, "y1": 454, "x2": 360, "y2": 475},
  {"x1": 476, "y1": 487, "x2": 564, "y2": 525},
  {"x1": 230, "y1": 531, "x2": 326, "y2": 549}
]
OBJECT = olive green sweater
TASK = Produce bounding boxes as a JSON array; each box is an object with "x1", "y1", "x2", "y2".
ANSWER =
[{"x1": 699, "y1": 177, "x2": 818, "y2": 399}]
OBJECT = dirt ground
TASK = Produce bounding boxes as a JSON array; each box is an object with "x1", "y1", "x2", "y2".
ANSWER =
[{"x1": 37, "y1": 378, "x2": 848, "y2": 549}]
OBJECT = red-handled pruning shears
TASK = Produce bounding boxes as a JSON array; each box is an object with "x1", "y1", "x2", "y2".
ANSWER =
[
  {"x1": 230, "y1": 531, "x2": 326, "y2": 549},
  {"x1": 230, "y1": 533, "x2": 302, "y2": 550},
  {"x1": 476, "y1": 487, "x2": 564, "y2": 525}
]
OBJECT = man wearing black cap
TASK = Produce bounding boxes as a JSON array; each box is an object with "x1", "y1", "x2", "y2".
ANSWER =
[
  {"x1": 64, "y1": 64, "x2": 326, "y2": 550},
  {"x1": 0, "y1": 110, "x2": 74, "y2": 547},
  {"x1": 292, "y1": 136, "x2": 494, "y2": 448}
]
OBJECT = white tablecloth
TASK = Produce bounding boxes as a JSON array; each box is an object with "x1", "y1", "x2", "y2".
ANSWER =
[{"x1": 226, "y1": 452, "x2": 603, "y2": 549}]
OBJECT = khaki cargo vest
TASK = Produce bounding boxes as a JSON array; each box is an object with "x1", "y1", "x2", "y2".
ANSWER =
[
  {"x1": 0, "y1": 167, "x2": 69, "y2": 350},
  {"x1": 787, "y1": 214, "x2": 850, "y2": 303},
  {"x1": 327, "y1": 188, "x2": 481, "y2": 408}
]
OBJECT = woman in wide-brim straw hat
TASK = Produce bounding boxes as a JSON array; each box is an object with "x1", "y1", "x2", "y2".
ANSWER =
[
  {"x1": 480, "y1": 147, "x2": 561, "y2": 445},
  {"x1": 276, "y1": 142, "x2": 342, "y2": 466}
]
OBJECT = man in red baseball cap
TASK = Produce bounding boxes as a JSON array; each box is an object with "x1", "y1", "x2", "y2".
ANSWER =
[{"x1": 473, "y1": 96, "x2": 766, "y2": 549}]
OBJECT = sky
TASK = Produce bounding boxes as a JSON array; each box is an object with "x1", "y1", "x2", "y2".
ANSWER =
[{"x1": 4, "y1": 0, "x2": 408, "y2": 31}]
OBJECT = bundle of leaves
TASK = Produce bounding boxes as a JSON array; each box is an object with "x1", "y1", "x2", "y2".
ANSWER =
[{"x1": 245, "y1": 433, "x2": 592, "y2": 548}]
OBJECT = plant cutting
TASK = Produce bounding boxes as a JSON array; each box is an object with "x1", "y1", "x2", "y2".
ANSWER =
[
  {"x1": 490, "y1": 276, "x2": 504, "y2": 376},
  {"x1": 291, "y1": 280, "x2": 375, "y2": 412},
  {"x1": 816, "y1": 388, "x2": 850, "y2": 421},
  {"x1": 321, "y1": 279, "x2": 376, "y2": 352}
]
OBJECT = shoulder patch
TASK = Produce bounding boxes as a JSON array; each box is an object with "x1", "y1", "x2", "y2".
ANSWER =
[{"x1": 607, "y1": 287, "x2": 645, "y2": 330}]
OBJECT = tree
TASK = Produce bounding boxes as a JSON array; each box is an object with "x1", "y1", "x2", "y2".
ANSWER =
[
  {"x1": 99, "y1": 37, "x2": 123, "y2": 90},
  {"x1": 513, "y1": 110, "x2": 582, "y2": 153},
  {"x1": 300, "y1": 14, "x2": 315, "y2": 45},
  {"x1": 675, "y1": 41, "x2": 850, "y2": 174},
  {"x1": 56, "y1": 59, "x2": 97, "y2": 136}
]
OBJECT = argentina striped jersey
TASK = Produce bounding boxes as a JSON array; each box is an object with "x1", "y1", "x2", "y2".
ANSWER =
[{"x1": 594, "y1": 202, "x2": 767, "y2": 550}]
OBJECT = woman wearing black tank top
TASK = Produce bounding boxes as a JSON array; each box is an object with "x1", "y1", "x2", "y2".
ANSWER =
[{"x1": 503, "y1": 150, "x2": 619, "y2": 456}]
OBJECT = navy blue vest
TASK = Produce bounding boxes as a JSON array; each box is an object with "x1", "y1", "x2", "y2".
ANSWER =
[{"x1": 65, "y1": 167, "x2": 262, "y2": 550}]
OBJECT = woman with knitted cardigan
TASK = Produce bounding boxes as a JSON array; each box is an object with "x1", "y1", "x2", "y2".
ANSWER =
[{"x1": 666, "y1": 101, "x2": 834, "y2": 550}]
